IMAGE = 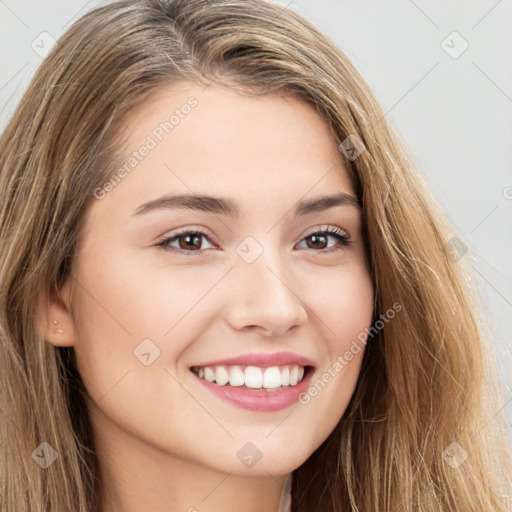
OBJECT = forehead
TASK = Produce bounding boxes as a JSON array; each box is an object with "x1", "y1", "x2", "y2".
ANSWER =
[{"x1": 85, "y1": 82, "x2": 357, "y2": 227}]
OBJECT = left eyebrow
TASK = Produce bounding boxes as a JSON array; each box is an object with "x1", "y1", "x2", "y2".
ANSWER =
[{"x1": 132, "y1": 192, "x2": 362, "y2": 218}]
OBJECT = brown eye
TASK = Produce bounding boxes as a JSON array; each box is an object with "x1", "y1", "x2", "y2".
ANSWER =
[
  {"x1": 296, "y1": 227, "x2": 351, "y2": 253},
  {"x1": 157, "y1": 230, "x2": 216, "y2": 255},
  {"x1": 176, "y1": 233, "x2": 203, "y2": 250},
  {"x1": 305, "y1": 233, "x2": 329, "y2": 250}
]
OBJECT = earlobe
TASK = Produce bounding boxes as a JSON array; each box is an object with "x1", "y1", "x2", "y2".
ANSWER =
[{"x1": 35, "y1": 279, "x2": 76, "y2": 347}]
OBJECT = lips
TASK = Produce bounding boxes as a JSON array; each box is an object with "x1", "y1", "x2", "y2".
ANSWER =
[
  {"x1": 189, "y1": 351, "x2": 316, "y2": 411},
  {"x1": 192, "y1": 351, "x2": 315, "y2": 368}
]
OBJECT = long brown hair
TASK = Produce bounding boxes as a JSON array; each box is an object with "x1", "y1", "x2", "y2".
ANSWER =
[{"x1": 0, "y1": 1, "x2": 510, "y2": 510}]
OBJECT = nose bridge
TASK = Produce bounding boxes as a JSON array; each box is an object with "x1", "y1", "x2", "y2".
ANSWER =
[{"x1": 225, "y1": 235, "x2": 308, "y2": 334}]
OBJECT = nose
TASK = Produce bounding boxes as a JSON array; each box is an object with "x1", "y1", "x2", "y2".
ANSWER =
[{"x1": 224, "y1": 247, "x2": 308, "y2": 337}]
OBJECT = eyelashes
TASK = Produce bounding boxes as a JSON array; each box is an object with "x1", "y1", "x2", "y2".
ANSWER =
[
  {"x1": 296, "y1": 226, "x2": 351, "y2": 252},
  {"x1": 156, "y1": 226, "x2": 352, "y2": 257}
]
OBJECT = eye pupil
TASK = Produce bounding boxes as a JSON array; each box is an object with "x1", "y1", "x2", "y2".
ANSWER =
[
  {"x1": 179, "y1": 234, "x2": 202, "y2": 250},
  {"x1": 307, "y1": 234, "x2": 327, "y2": 249}
]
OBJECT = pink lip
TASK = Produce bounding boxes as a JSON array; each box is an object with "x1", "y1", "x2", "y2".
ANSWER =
[
  {"x1": 190, "y1": 351, "x2": 316, "y2": 412},
  {"x1": 192, "y1": 366, "x2": 314, "y2": 412},
  {"x1": 192, "y1": 351, "x2": 315, "y2": 368}
]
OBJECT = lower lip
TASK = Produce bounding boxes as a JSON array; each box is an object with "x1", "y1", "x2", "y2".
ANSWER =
[{"x1": 192, "y1": 368, "x2": 314, "y2": 412}]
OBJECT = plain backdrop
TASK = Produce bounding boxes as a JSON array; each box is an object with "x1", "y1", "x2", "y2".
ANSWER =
[{"x1": 1, "y1": 0, "x2": 511, "y2": 430}]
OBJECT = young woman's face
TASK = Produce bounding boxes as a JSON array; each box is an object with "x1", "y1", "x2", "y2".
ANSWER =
[{"x1": 60, "y1": 82, "x2": 374, "y2": 477}]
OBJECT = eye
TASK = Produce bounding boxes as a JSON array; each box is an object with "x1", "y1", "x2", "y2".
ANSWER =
[
  {"x1": 295, "y1": 226, "x2": 352, "y2": 253},
  {"x1": 157, "y1": 229, "x2": 217, "y2": 255}
]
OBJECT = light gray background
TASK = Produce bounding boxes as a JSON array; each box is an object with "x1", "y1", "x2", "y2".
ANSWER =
[{"x1": 1, "y1": 0, "x2": 511, "y2": 431}]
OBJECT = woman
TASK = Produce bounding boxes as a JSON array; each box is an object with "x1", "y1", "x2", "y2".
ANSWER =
[{"x1": 0, "y1": 0, "x2": 510, "y2": 510}]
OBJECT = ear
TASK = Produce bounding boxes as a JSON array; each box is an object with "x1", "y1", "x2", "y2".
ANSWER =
[{"x1": 36, "y1": 278, "x2": 76, "y2": 347}]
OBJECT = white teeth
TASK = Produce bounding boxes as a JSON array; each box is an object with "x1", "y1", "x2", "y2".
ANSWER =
[
  {"x1": 215, "y1": 366, "x2": 230, "y2": 386},
  {"x1": 245, "y1": 366, "x2": 263, "y2": 388},
  {"x1": 262, "y1": 367, "x2": 282, "y2": 389},
  {"x1": 193, "y1": 364, "x2": 307, "y2": 390},
  {"x1": 229, "y1": 366, "x2": 245, "y2": 387},
  {"x1": 204, "y1": 367, "x2": 215, "y2": 382},
  {"x1": 281, "y1": 366, "x2": 290, "y2": 386},
  {"x1": 289, "y1": 366, "x2": 299, "y2": 386}
]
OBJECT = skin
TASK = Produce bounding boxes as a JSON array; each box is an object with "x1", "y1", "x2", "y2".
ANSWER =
[{"x1": 39, "y1": 82, "x2": 374, "y2": 512}]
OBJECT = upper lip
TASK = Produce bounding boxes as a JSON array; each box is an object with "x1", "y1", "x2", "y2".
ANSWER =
[{"x1": 192, "y1": 351, "x2": 315, "y2": 368}]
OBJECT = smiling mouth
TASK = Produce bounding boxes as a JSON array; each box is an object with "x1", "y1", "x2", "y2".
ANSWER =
[{"x1": 190, "y1": 364, "x2": 312, "y2": 391}]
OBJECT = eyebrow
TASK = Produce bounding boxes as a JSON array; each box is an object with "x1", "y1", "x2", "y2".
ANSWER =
[{"x1": 133, "y1": 192, "x2": 362, "y2": 218}]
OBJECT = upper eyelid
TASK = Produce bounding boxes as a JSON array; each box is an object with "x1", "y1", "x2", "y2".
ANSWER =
[
  {"x1": 160, "y1": 224, "x2": 349, "y2": 240},
  {"x1": 302, "y1": 225, "x2": 349, "y2": 236}
]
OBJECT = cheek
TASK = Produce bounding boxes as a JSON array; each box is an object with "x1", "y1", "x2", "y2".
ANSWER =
[
  {"x1": 69, "y1": 257, "x2": 201, "y2": 450},
  {"x1": 98, "y1": 249, "x2": 224, "y2": 338},
  {"x1": 69, "y1": 251, "x2": 223, "y2": 403},
  {"x1": 309, "y1": 256, "x2": 374, "y2": 352},
  {"x1": 294, "y1": 262, "x2": 374, "y2": 443},
  {"x1": 331, "y1": 271, "x2": 374, "y2": 348}
]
